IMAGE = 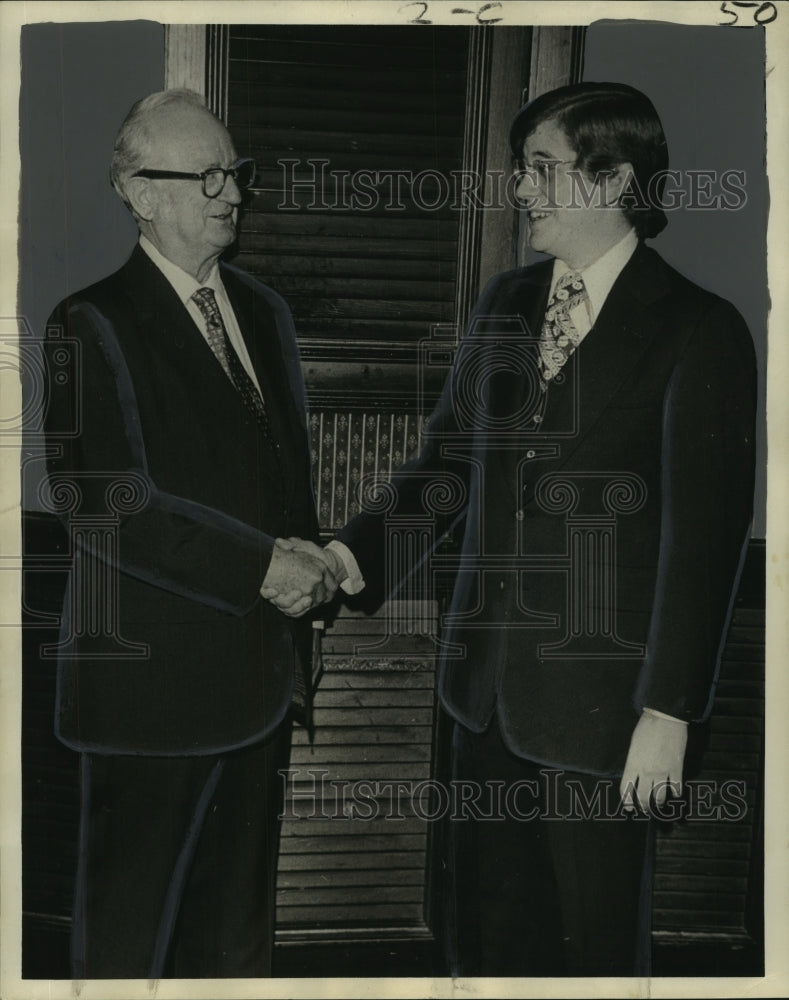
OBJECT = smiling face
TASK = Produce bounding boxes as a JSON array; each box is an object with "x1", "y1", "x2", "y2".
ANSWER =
[
  {"x1": 133, "y1": 102, "x2": 242, "y2": 281},
  {"x1": 515, "y1": 117, "x2": 630, "y2": 270}
]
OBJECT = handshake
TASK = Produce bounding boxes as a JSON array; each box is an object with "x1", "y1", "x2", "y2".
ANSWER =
[{"x1": 259, "y1": 537, "x2": 348, "y2": 617}]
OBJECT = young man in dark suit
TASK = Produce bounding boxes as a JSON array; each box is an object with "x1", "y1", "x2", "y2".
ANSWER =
[
  {"x1": 42, "y1": 89, "x2": 338, "y2": 978},
  {"x1": 274, "y1": 82, "x2": 757, "y2": 975}
]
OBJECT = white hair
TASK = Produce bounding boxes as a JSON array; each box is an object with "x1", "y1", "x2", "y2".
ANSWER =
[{"x1": 110, "y1": 89, "x2": 210, "y2": 209}]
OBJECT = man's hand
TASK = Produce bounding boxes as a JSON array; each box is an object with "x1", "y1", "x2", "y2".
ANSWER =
[
  {"x1": 260, "y1": 540, "x2": 339, "y2": 617},
  {"x1": 619, "y1": 711, "x2": 688, "y2": 813},
  {"x1": 276, "y1": 536, "x2": 349, "y2": 586}
]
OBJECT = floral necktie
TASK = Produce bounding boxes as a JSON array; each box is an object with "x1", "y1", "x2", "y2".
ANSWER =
[
  {"x1": 192, "y1": 286, "x2": 271, "y2": 434},
  {"x1": 539, "y1": 270, "x2": 589, "y2": 387}
]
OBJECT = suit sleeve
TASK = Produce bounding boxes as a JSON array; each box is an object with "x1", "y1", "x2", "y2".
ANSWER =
[
  {"x1": 43, "y1": 298, "x2": 276, "y2": 617},
  {"x1": 635, "y1": 297, "x2": 757, "y2": 720},
  {"x1": 334, "y1": 355, "x2": 469, "y2": 606},
  {"x1": 335, "y1": 272, "x2": 512, "y2": 602}
]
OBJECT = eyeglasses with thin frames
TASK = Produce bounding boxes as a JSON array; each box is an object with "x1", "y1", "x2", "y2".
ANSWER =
[{"x1": 132, "y1": 158, "x2": 256, "y2": 198}]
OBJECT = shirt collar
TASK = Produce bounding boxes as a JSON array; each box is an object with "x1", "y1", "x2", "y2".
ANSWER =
[
  {"x1": 139, "y1": 235, "x2": 223, "y2": 306},
  {"x1": 550, "y1": 228, "x2": 638, "y2": 322}
]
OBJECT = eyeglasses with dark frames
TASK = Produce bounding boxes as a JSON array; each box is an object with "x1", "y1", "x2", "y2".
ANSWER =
[{"x1": 132, "y1": 158, "x2": 256, "y2": 198}]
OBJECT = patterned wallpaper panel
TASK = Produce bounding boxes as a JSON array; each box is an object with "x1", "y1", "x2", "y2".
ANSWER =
[{"x1": 310, "y1": 411, "x2": 428, "y2": 533}]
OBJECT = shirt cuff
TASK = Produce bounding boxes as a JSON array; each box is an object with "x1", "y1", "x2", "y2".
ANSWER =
[
  {"x1": 642, "y1": 706, "x2": 688, "y2": 726},
  {"x1": 326, "y1": 540, "x2": 365, "y2": 595}
]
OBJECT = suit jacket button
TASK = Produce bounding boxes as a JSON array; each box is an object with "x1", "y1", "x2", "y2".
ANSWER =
[{"x1": 515, "y1": 510, "x2": 525, "y2": 521}]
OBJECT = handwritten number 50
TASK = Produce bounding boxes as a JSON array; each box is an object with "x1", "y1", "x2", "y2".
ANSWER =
[{"x1": 720, "y1": 1, "x2": 778, "y2": 25}]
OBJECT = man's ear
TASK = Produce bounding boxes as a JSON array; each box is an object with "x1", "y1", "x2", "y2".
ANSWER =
[
  {"x1": 601, "y1": 161, "x2": 636, "y2": 206},
  {"x1": 124, "y1": 176, "x2": 157, "y2": 222}
]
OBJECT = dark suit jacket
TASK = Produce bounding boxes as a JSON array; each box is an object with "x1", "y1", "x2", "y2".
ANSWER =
[
  {"x1": 43, "y1": 245, "x2": 319, "y2": 755},
  {"x1": 338, "y1": 243, "x2": 757, "y2": 774}
]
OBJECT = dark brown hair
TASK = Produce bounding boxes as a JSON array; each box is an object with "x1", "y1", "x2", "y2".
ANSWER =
[{"x1": 509, "y1": 82, "x2": 669, "y2": 239}]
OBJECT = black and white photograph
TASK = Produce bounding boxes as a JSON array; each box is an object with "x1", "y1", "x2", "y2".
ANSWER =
[{"x1": 1, "y1": 1, "x2": 786, "y2": 997}]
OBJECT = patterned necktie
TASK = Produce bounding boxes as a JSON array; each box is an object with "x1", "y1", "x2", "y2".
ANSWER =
[
  {"x1": 539, "y1": 270, "x2": 590, "y2": 387},
  {"x1": 192, "y1": 286, "x2": 273, "y2": 437}
]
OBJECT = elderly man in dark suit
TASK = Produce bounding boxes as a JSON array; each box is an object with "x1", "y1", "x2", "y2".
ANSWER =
[
  {"x1": 43, "y1": 89, "x2": 337, "y2": 979},
  {"x1": 275, "y1": 82, "x2": 757, "y2": 976}
]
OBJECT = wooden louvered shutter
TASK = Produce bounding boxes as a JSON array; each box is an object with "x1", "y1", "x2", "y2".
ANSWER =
[
  {"x1": 651, "y1": 541, "x2": 764, "y2": 971},
  {"x1": 278, "y1": 602, "x2": 440, "y2": 935},
  {"x1": 227, "y1": 25, "x2": 468, "y2": 376}
]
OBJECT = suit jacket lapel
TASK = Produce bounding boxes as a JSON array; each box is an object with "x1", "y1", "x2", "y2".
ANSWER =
[
  {"x1": 121, "y1": 243, "x2": 192, "y2": 340},
  {"x1": 574, "y1": 243, "x2": 668, "y2": 415},
  {"x1": 220, "y1": 264, "x2": 305, "y2": 487},
  {"x1": 120, "y1": 245, "x2": 246, "y2": 411},
  {"x1": 120, "y1": 246, "x2": 299, "y2": 494},
  {"x1": 219, "y1": 265, "x2": 275, "y2": 396},
  {"x1": 528, "y1": 243, "x2": 671, "y2": 476}
]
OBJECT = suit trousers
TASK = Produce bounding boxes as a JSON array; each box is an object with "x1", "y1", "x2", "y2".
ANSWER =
[
  {"x1": 443, "y1": 717, "x2": 654, "y2": 977},
  {"x1": 71, "y1": 718, "x2": 293, "y2": 979}
]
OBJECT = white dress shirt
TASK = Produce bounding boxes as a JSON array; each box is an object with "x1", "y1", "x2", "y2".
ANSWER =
[
  {"x1": 139, "y1": 235, "x2": 262, "y2": 393},
  {"x1": 548, "y1": 227, "x2": 638, "y2": 341}
]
